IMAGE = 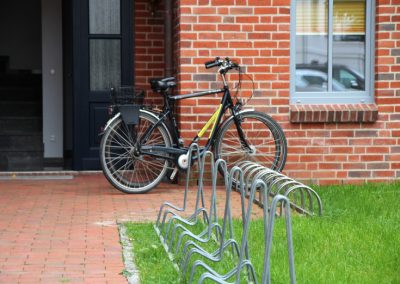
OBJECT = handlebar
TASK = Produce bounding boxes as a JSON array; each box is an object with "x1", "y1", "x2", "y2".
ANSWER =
[
  {"x1": 205, "y1": 58, "x2": 221, "y2": 69},
  {"x1": 204, "y1": 57, "x2": 239, "y2": 73}
]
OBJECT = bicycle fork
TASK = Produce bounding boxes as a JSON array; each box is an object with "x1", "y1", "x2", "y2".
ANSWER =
[{"x1": 232, "y1": 110, "x2": 253, "y2": 153}]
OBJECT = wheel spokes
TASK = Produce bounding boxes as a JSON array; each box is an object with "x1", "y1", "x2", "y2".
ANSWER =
[{"x1": 101, "y1": 117, "x2": 170, "y2": 192}]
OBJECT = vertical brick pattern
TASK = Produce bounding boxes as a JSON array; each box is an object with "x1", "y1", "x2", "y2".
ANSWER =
[
  {"x1": 134, "y1": 0, "x2": 165, "y2": 106},
  {"x1": 174, "y1": 0, "x2": 400, "y2": 184}
]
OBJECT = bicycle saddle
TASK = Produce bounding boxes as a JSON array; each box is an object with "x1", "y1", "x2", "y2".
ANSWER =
[{"x1": 150, "y1": 77, "x2": 176, "y2": 92}]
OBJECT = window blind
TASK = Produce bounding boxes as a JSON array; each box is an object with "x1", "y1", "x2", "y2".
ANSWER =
[{"x1": 296, "y1": 0, "x2": 365, "y2": 35}]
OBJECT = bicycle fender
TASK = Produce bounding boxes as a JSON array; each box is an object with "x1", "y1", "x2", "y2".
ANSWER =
[
  {"x1": 237, "y1": 108, "x2": 255, "y2": 113},
  {"x1": 104, "y1": 113, "x2": 121, "y2": 132},
  {"x1": 140, "y1": 108, "x2": 161, "y2": 122},
  {"x1": 219, "y1": 108, "x2": 256, "y2": 125},
  {"x1": 104, "y1": 109, "x2": 174, "y2": 145},
  {"x1": 218, "y1": 108, "x2": 255, "y2": 131},
  {"x1": 104, "y1": 109, "x2": 170, "y2": 131}
]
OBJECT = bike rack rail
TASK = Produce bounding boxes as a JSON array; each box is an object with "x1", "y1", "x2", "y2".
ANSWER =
[
  {"x1": 236, "y1": 161, "x2": 323, "y2": 216},
  {"x1": 154, "y1": 144, "x2": 208, "y2": 239},
  {"x1": 154, "y1": 156, "x2": 322, "y2": 283}
]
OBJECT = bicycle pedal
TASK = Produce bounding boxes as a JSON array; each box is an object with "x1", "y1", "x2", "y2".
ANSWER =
[{"x1": 170, "y1": 167, "x2": 178, "y2": 181}]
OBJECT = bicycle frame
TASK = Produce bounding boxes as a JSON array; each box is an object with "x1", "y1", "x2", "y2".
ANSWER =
[{"x1": 139, "y1": 86, "x2": 251, "y2": 162}]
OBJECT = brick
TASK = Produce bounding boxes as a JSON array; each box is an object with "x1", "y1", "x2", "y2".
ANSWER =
[
  {"x1": 373, "y1": 171, "x2": 395, "y2": 178},
  {"x1": 376, "y1": 73, "x2": 395, "y2": 80},
  {"x1": 300, "y1": 155, "x2": 323, "y2": 162},
  {"x1": 211, "y1": 0, "x2": 235, "y2": 4},
  {"x1": 355, "y1": 130, "x2": 378, "y2": 137},
  {"x1": 230, "y1": 7, "x2": 253, "y2": 14},
  {"x1": 307, "y1": 147, "x2": 329, "y2": 154},
  {"x1": 360, "y1": 155, "x2": 385, "y2": 162},
  {"x1": 331, "y1": 147, "x2": 353, "y2": 154},
  {"x1": 377, "y1": 24, "x2": 395, "y2": 31},
  {"x1": 367, "y1": 163, "x2": 390, "y2": 170},
  {"x1": 193, "y1": 7, "x2": 216, "y2": 14},
  {"x1": 319, "y1": 163, "x2": 342, "y2": 170},
  {"x1": 348, "y1": 171, "x2": 371, "y2": 178},
  {"x1": 312, "y1": 171, "x2": 336, "y2": 179}
]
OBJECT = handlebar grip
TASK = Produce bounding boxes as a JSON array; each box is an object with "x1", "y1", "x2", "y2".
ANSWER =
[{"x1": 205, "y1": 60, "x2": 220, "y2": 69}]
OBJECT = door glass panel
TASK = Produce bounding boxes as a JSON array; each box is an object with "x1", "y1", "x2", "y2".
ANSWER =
[
  {"x1": 296, "y1": 0, "x2": 328, "y2": 92},
  {"x1": 332, "y1": 0, "x2": 366, "y2": 91},
  {"x1": 89, "y1": 0, "x2": 120, "y2": 34},
  {"x1": 90, "y1": 39, "x2": 121, "y2": 91}
]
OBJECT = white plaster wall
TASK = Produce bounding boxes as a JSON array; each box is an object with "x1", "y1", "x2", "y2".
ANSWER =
[{"x1": 42, "y1": 0, "x2": 63, "y2": 158}]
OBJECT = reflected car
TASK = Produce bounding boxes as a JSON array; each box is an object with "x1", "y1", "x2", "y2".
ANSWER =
[
  {"x1": 295, "y1": 69, "x2": 347, "y2": 92},
  {"x1": 296, "y1": 64, "x2": 365, "y2": 91}
]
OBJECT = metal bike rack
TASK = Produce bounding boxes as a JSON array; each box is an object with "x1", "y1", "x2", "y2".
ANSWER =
[
  {"x1": 154, "y1": 144, "x2": 207, "y2": 239},
  {"x1": 235, "y1": 161, "x2": 323, "y2": 216},
  {"x1": 167, "y1": 156, "x2": 225, "y2": 255},
  {"x1": 189, "y1": 177, "x2": 267, "y2": 284},
  {"x1": 182, "y1": 166, "x2": 253, "y2": 283},
  {"x1": 153, "y1": 156, "x2": 322, "y2": 283},
  {"x1": 197, "y1": 194, "x2": 296, "y2": 284}
]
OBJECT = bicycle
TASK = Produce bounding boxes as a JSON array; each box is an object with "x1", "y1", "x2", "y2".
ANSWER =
[{"x1": 99, "y1": 57, "x2": 287, "y2": 193}]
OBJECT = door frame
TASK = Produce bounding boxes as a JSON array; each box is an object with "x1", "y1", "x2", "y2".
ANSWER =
[{"x1": 72, "y1": 0, "x2": 133, "y2": 170}]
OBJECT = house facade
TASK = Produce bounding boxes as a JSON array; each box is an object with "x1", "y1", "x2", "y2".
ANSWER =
[{"x1": 0, "y1": 0, "x2": 398, "y2": 184}]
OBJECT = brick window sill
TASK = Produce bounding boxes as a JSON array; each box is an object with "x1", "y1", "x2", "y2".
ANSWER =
[{"x1": 289, "y1": 104, "x2": 378, "y2": 123}]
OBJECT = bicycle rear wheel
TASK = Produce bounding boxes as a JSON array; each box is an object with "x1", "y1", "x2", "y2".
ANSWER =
[
  {"x1": 100, "y1": 110, "x2": 172, "y2": 193},
  {"x1": 214, "y1": 111, "x2": 287, "y2": 172}
]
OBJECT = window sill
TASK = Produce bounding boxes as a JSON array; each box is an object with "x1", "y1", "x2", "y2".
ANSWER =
[{"x1": 289, "y1": 104, "x2": 378, "y2": 123}]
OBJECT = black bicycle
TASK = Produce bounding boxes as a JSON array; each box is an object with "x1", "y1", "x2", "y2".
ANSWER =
[{"x1": 100, "y1": 57, "x2": 287, "y2": 193}]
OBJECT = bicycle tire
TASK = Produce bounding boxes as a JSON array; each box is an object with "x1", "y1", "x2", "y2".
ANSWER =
[
  {"x1": 214, "y1": 110, "x2": 287, "y2": 172},
  {"x1": 100, "y1": 110, "x2": 172, "y2": 193}
]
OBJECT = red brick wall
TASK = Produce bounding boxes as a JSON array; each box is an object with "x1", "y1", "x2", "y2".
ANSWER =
[
  {"x1": 372, "y1": 0, "x2": 400, "y2": 181},
  {"x1": 134, "y1": 0, "x2": 165, "y2": 106},
  {"x1": 174, "y1": 0, "x2": 400, "y2": 184},
  {"x1": 176, "y1": 1, "x2": 289, "y2": 144}
]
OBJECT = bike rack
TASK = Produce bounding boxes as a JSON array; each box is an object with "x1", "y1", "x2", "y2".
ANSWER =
[
  {"x1": 235, "y1": 161, "x2": 323, "y2": 216},
  {"x1": 166, "y1": 155, "x2": 224, "y2": 255},
  {"x1": 154, "y1": 144, "x2": 206, "y2": 239},
  {"x1": 181, "y1": 166, "x2": 245, "y2": 282},
  {"x1": 153, "y1": 157, "x2": 322, "y2": 283}
]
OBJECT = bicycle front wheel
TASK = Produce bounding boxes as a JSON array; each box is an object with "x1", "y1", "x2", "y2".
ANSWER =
[
  {"x1": 214, "y1": 111, "x2": 287, "y2": 172},
  {"x1": 100, "y1": 110, "x2": 172, "y2": 193}
]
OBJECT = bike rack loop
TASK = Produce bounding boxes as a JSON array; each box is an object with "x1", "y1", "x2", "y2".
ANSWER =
[
  {"x1": 168, "y1": 157, "x2": 227, "y2": 255},
  {"x1": 235, "y1": 161, "x2": 323, "y2": 217},
  {"x1": 162, "y1": 151, "x2": 217, "y2": 249},
  {"x1": 154, "y1": 143, "x2": 204, "y2": 237},
  {"x1": 192, "y1": 178, "x2": 267, "y2": 284},
  {"x1": 182, "y1": 166, "x2": 247, "y2": 282}
]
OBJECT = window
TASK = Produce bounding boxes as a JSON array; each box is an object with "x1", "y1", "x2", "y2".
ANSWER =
[{"x1": 290, "y1": 0, "x2": 375, "y2": 104}]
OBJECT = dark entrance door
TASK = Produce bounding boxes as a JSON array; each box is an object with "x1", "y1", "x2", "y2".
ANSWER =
[{"x1": 72, "y1": 0, "x2": 133, "y2": 169}]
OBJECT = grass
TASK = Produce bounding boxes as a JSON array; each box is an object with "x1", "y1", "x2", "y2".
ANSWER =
[{"x1": 125, "y1": 182, "x2": 400, "y2": 283}]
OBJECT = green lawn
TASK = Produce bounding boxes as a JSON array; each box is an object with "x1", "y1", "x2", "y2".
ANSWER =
[{"x1": 125, "y1": 182, "x2": 400, "y2": 283}]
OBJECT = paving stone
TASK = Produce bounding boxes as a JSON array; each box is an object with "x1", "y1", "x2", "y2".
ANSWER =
[{"x1": 0, "y1": 173, "x2": 257, "y2": 283}]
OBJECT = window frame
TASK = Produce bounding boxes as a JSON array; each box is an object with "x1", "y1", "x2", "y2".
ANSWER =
[{"x1": 290, "y1": 0, "x2": 375, "y2": 104}]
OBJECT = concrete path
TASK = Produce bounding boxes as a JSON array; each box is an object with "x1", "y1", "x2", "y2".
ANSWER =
[{"x1": 0, "y1": 173, "x2": 251, "y2": 283}]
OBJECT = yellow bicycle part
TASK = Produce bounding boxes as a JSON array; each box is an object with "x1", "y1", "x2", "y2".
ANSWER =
[{"x1": 197, "y1": 104, "x2": 223, "y2": 139}]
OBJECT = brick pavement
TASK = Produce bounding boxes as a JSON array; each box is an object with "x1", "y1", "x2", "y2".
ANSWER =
[{"x1": 0, "y1": 173, "x2": 252, "y2": 283}]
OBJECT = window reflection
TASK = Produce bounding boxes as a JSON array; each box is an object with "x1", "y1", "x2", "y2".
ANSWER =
[
  {"x1": 295, "y1": 0, "x2": 366, "y2": 93},
  {"x1": 333, "y1": 0, "x2": 365, "y2": 91},
  {"x1": 296, "y1": 0, "x2": 328, "y2": 92}
]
